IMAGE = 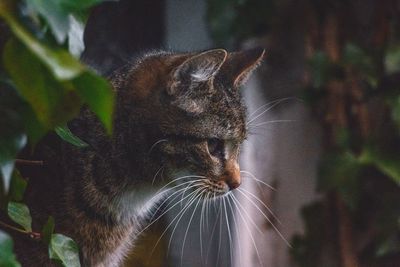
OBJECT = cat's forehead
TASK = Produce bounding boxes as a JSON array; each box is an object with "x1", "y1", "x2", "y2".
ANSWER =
[{"x1": 160, "y1": 95, "x2": 247, "y2": 141}]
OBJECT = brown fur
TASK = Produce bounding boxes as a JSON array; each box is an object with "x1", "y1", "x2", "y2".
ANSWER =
[{"x1": 7, "y1": 48, "x2": 264, "y2": 266}]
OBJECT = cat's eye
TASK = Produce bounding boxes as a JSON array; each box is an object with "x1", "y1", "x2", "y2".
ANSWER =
[{"x1": 207, "y1": 138, "x2": 225, "y2": 159}]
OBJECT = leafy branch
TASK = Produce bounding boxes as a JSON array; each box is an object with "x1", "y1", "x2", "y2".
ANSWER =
[{"x1": 0, "y1": 0, "x2": 116, "y2": 266}]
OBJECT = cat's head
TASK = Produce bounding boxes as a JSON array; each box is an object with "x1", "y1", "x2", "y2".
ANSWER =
[{"x1": 114, "y1": 48, "x2": 264, "y2": 198}]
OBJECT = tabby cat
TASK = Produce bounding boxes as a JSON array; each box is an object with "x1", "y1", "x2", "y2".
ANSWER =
[{"x1": 11, "y1": 48, "x2": 264, "y2": 266}]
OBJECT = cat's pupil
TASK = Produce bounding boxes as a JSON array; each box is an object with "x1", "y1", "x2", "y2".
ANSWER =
[{"x1": 207, "y1": 138, "x2": 225, "y2": 159}]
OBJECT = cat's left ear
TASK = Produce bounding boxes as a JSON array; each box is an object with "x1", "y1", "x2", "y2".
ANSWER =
[
  {"x1": 168, "y1": 49, "x2": 227, "y2": 94},
  {"x1": 217, "y1": 47, "x2": 266, "y2": 88}
]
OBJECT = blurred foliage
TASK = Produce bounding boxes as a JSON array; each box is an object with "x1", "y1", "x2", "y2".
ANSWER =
[
  {"x1": 0, "y1": 0, "x2": 115, "y2": 265},
  {"x1": 207, "y1": 0, "x2": 400, "y2": 266},
  {"x1": 207, "y1": 0, "x2": 276, "y2": 46},
  {"x1": 0, "y1": 231, "x2": 20, "y2": 267}
]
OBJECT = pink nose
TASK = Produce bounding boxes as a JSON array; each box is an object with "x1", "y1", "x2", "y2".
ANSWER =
[{"x1": 223, "y1": 160, "x2": 241, "y2": 190}]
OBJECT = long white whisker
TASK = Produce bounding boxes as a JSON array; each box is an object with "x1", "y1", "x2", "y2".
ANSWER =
[
  {"x1": 199, "y1": 190, "x2": 209, "y2": 262},
  {"x1": 148, "y1": 178, "x2": 203, "y2": 217},
  {"x1": 227, "y1": 194, "x2": 242, "y2": 267},
  {"x1": 223, "y1": 196, "x2": 233, "y2": 266},
  {"x1": 151, "y1": 188, "x2": 203, "y2": 258},
  {"x1": 240, "y1": 170, "x2": 276, "y2": 191},
  {"x1": 166, "y1": 188, "x2": 203, "y2": 256},
  {"x1": 247, "y1": 98, "x2": 294, "y2": 125},
  {"x1": 180, "y1": 190, "x2": 205, "y2": 266},
  {"x1": 148, "y1": 139, "x2": 168, "y2": 154},
  {"x1": 239, "y1": 187, "x2": 282, "y2": 225},
  {"x1": 230, "y1": 194, "x2": 263, "y2": 267},
  {"x1": 151, "y1": 165, "x2": 164, "y2": 185},
  {"x1": 216, "y1": 199, "x2": 223, "y2": 266},
  {"x1": 206, "y1": 202, "x2": 222, "y2": 266},
  {"x1": 230, "y1": 194, "x2": 264, "y2": 235},
  {"x1": 149, "y1": 180, "x2": 202, "y2": 221},
  {"x1": 247, "y1": 97, "x2": 296, "y2": 122},
  {"x1": 249, "y1": 119, "x2": 296, "y2": 128},
  {"x1": 237, "y1": 189, "x2": 291, "y2": 247},
  {"x1": 138, "y1": 184, "x2": 203, "y2": 236},
  {"x1": 155, "y1": 175, "x2": 206, "y2": 195}
]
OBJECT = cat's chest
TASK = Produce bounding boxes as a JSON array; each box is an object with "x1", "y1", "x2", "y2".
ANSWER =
[
  {"x1": 111, "y1": 186, "x2": 164, "y2": 223},
  {"x1": 95, "y1": 226, "x2": 134, "y2": 267}
]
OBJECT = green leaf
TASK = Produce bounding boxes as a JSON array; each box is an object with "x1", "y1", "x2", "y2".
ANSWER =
[
  {"x1": 0, "y1": 80, "x2": 46, "y2": 145},
  {"x1": 73, "y1": 72, "x2": 115, "y2": 134},
  {"x1": 0, "y1": 2, "x2": 85, "y2": 80},
  {"x1": 56, "y1": 0, "x2": 111, "y2": 12},
  {"x1": 0, "y1": 134, "x2": 26, "y2": 193},
  {"x1": 3, "y1": 39, "x2": 83, "y2": 129},
  {"x1": 359, "y1": 146, "x2": 400, "y2": 185},
  {"x1": 7, "y1": 202, "x2": 32, "y2": 232},
  {"x1": 49, "y1": 234, "x2": 81, "y2": 267},
  {"x1": 385, "y1": 45, "x2": 400, "y2": 74},
  {"x1": 343, "y1": 43, "x2": 378, "y2": 87},
  {"x1": 0, "y1": 81, "x2": 27, "y2": 190},
  {"x1": 42, "y1": 216, "x2": 55, "y2": 245},
  {"x1": 55, "y1": 125, "x2": 88, "y2": 147},
  {"x1": 8, "y1": 170, "x2": 27, "y2": 202},
  {"x1": 27, "y1": 0, "x2": 109, "y2": 52},
  {"x1": 0, "y1": 230, "x2": 21, "y2": 267},
  {"x1": 27, "y1": 0, "x2": 70, "y2": 43},
  {"x1": 68, "y1": 14, "x2": 85, "y2": 58}
]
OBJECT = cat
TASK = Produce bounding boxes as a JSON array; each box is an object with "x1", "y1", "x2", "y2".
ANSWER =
[{"x1": 10, "y1": 48, "x2": 264, "y2": 266}]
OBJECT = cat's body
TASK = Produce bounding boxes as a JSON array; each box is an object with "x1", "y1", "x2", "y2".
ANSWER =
[{"x1": 8, "y1": 48, "x2": 264, "y2": 266}]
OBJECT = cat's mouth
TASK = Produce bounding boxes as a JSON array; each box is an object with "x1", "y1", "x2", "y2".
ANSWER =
[{"x1": 200, "y1": 179, "x2": 230, "y2": 197}]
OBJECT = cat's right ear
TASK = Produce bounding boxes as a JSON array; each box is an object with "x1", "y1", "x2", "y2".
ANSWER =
[{"x1": 168, "y1": 49, "x2": 227, "y2": 95}]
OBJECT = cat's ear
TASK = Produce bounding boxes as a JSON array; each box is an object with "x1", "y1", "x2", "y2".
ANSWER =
[
  {"x1": 168, "y1": 49, "x2": 227, "y2": 94},
  {"x1": 218, "y1": 47, "x2": 265, "y2": 88}
]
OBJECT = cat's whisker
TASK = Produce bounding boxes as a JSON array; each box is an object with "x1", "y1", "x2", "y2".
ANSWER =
[
  {"x1": 230, "y1": 194, "x2": 264, "y2": 235},
  {"x1": 199, "y1": 194, "x2": 205, "y2": 260},
  {"x1": 147, "y1": 178, "x2": 203, "y2": 215},
  {"x1": 229, "y1": 194, "x2": 264, "y2": 267},
  {"x1": 247, "y1": 100, "x2": 279, "y2": 120},
  {"x1": 150, "y1": 181, "x2": 204, "y2": 221},
  {"x1": 239, "y1": 187, "x2": 282, "y2": 225},
  {"x1": 180, "y1": 180, "x2": 200, "y2": 207},
  {"x1": 151, "y1": 165, "x2": 164, "y2": 185},
  {"x1": 199, "y1": 190, "x2": 210, "y2": 262},
  {"x1": 149, "y1": 180, "x2": 202, "y2": 221},
  {"x1": 247, "y1": 97, "x2": 294, "y2": 125},
  {"x1": 205, "y1": 201, "x2": 222, "y2": 266},
  {"x1": 222, "y1": 196, "x2": 233, "y2": 265},
  {"x1": 154, "y1": 175, "x2": 207, "y2": 195},
  {"x1": 216, "y1": 199, "x2": 223, "y2": 266},
  {"x1": 247, "y1": 97, "x2": 298, "y2": 121},
  {"x1": 150, "y1": 188, "x2": 204, "y2": 259},
  {"x1": 236, "y1": 189, "x2": 292, "y2": 248},
  {"x1": 139, "y1": 184, "x2": 203, "y2": 236},
  {"x1": 180, "y1": 189, "x2": 205, "y2": 267},
  {"x1": 148, "y1": 139, "x2": 168, "y2": 154},
  {"x1": 249, "y1": 119, "x2": 297, "y2": 128},
  {"x1": 240, "y1": 170, "x2": 276, "y2": 191},
  {"x1": 165, "y1": 188, "x2": 204, "y2": 256},
  {"x1": 226, "y1": 194, "x2": 243, "y2": 267}
]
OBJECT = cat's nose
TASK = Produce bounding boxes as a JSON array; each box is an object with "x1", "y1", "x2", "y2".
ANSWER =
[{"x1": 223, "y1": 159, "x2": 241, "y2": 190}]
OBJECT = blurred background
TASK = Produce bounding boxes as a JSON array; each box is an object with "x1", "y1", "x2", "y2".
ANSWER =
[{"x1": 82, "y1": 0, "x2": 400, "y2": 267}]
